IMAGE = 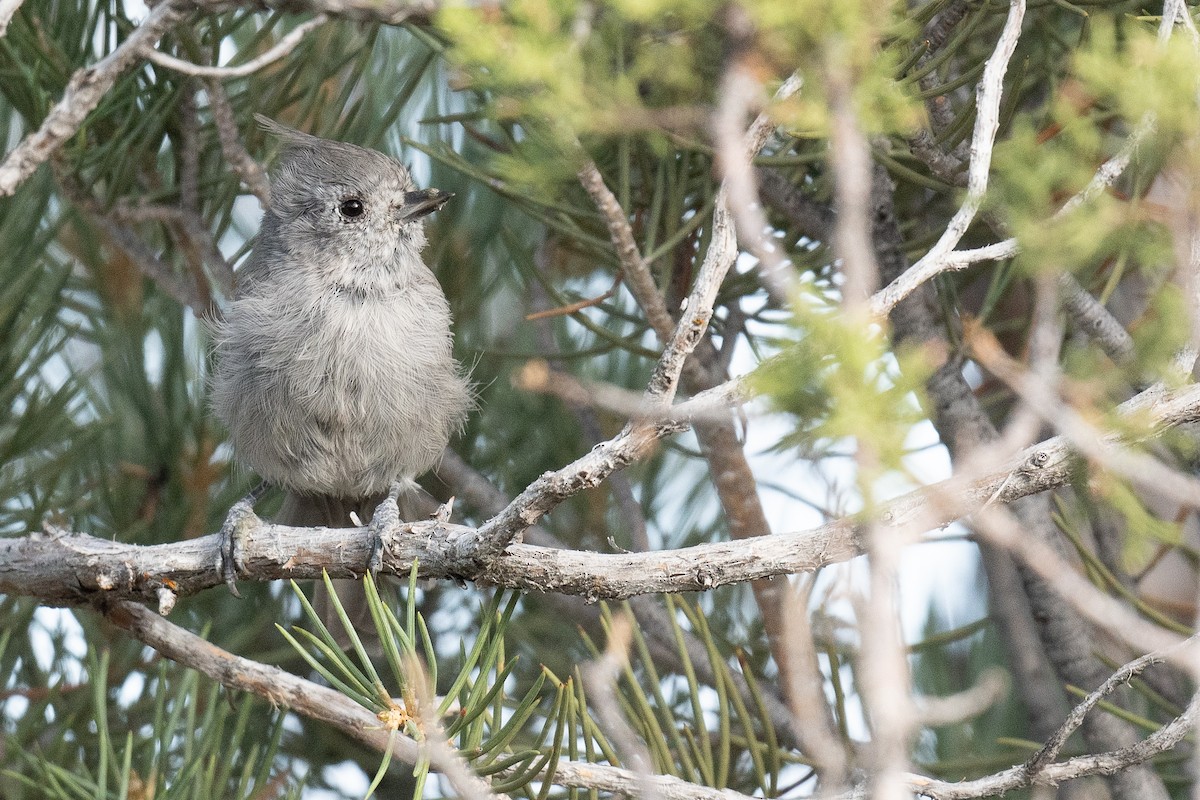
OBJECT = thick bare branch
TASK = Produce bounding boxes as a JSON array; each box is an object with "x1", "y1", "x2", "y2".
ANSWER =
[{"x1": 7, "y1": 383, "x2": 1200, "y2": 607}]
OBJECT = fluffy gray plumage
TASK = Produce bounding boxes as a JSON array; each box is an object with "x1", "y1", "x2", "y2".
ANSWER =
[{"x1": 212, "y1": 118, "x2": 470, "y2": 502}]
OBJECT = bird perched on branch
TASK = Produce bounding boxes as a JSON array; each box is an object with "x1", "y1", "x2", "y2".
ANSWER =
[{"x1": 211, "y1": 116, "x2": 471, "y2": 643}]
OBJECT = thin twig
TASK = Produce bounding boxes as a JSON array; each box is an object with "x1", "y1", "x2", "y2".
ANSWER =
[
  {"x1": 712, "y1": 10, "x2": 800, "y2": 305},
  {"x1": 584, "y1": 614, "x2": 660, "y2": 800},
  {"x1": 55, "y1": 164, "x2": 212, "y2": 316},
  {"x1": 524, "y1": 273, "x2": 622, "y2": 321},
  {"x1": 868, "y1": 0, "x2": 1024, "y2": 315},
  {"x1": 827, "y1": 92, "x2": 878, "y2": 310},
  {"x1": 1027, "y1": 643, "x2": 1189, "y2": 773},
  {"x1": 173, "y1": 90, "x2": 236, "y2": 299},
  {"x1": 871, "y1": 79, "x2": 1156, "y2": 317},
  {"x1": 646, "y1": 73, "x2": 802, "y2": 405},
  {"x1": 779, "y1": 579, "x2": 849, "y2": 791},
  {"x1": 514, "y1": 359, "x2": 748, "y2": 423},
  {"x1": 924, "y1": 0, "x2": 1025, "y2": 266},
  {"x1": 893, "y1": 694, "x2": 1200, "y2": 800},
  {"x1": 916, "y1": 668, "x2": 1009, "y2": 727},
  {"x1": 143, "y1": 14, "x2": 329, "y2": 79}
]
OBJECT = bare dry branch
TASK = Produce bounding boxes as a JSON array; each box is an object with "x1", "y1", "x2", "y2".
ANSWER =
[
  {"x1": 584, "y1": 614, "x2": 661, "y2": 800},
  {"x1": 105, "y1": 600, "x2": 422, "y2": 760},
  {"x1": 713, "y1": 11, "x2": 802, "y2": 304},
  {"x1": 1059, "y1": 274, "x2": 1136, "y2": 365},
  {"x1": 897, "y1": 684, "x2": 1199, "y2": 800},
  {"x1": 827, "y1": 91, "x2": 878, "y2": 309},
  {"x1": 55, "y1": 164, "x2": 213, "y2": 316},
  {"x1": 889, "y1": 0, "x2": 1025, "y2": 286},
  {"x1": 514, "y1": 359, "x2": 748, "y2": 423},
  {"x1": 916, "y1": 668, "x2": 1009, "y2": 728},
  {"x1": 646, "y1": 72, "x2": 801, "y2": 405},
  {"x1": 7, "y1": 383, "x2": 1200, "y2": 607},
  {"x1": 779, "y1": 579, "x2": 849, "y2": 791},
  {"x1": 1028, "y1": 642, "x2": 1191, "y2": 773},
  {"x1": 968, "y1": 322, "x2": 1200, "y2": 511}
]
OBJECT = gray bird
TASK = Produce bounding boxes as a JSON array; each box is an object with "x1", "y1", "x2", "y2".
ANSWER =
[{"x1": 211, "y1": 116, "x2": 471, "y2": 643}]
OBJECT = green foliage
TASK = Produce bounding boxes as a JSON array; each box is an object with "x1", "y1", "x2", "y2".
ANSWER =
[
  {"x1": 1074, "y1": 20, "x2": 1200, "y2": 153},
  {"x1": 753, "y1": 287, "x2": 933, "y2": 477},
  {"x1": 3, "y1": 648, "x2": 299, "y2": 799},
  {"x1": 280, "y1": 579, "x2": 800, "y2": 797},
  {"x1": 282, "y1": 572, "x2": 554, "y2": 795},
  {"x1": 0, "y1": 172, "x2": 90, "y2": 535}
]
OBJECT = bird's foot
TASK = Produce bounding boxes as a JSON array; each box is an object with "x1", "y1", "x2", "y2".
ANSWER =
[
  {"x1": 367, "y1": 483, "x2": 405, "y2": 578},
  {"x1": 217, "y1": 483, "x2": 269, "y2": 597}
]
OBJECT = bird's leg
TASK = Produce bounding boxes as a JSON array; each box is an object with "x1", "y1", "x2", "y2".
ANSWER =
[
  {"x1": 217, "y1": 482, "x2": 269, "y2": 597},
  {"x1": 367, "y1": 482, "x2": 405, "y2": 578}
]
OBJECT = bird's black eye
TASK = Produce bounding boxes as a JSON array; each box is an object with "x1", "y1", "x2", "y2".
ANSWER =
[{"x1": 338, "y1": 198, "x2": 365, "y2": 218}]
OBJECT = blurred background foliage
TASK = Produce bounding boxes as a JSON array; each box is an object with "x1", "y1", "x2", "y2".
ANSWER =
[{"x1": 2, "y1": 0, "x2": 1199, "y2": 797}]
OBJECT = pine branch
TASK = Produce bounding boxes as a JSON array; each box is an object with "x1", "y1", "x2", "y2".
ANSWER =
[{"x1": 7, "y1": 381, "x2": 1200, "y2": 610}]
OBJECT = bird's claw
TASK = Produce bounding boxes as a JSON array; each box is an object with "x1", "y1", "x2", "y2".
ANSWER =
[
  {"x1": 217, "y1": 484, "x2": 268, "y2": 597},
  {"x1": 367, "y1": 483, "x2": 404, "y2": 579}
]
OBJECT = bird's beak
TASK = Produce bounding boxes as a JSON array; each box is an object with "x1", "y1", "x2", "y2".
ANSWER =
[{"x1": 395, "y1": 188, "x2": 453, "y2": 221}]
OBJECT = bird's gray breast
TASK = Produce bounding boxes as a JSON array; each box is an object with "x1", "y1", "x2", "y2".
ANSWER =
[{"x1": 213, "y1": 276, "x2": 468, "y2": 498}]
